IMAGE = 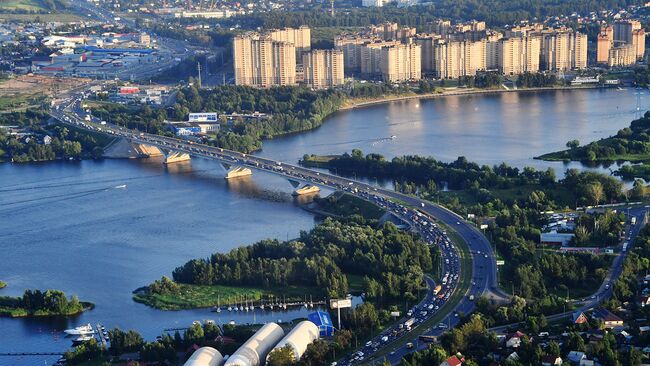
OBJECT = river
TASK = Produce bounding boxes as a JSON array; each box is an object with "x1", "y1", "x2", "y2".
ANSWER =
[{"x1": 0, "y1": 87, "x2": 644, "y2": 365}]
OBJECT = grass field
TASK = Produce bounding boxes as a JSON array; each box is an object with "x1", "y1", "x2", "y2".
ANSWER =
[
  {"x1": 0, "y1": 0, "x2": 45, "y2": 11},
  {"x1": 0, "y1": 12, "x2": 84, "y2": 21},
  {"x1": 315, "y1": 192, "x2": 386, "y2": 220},
  {"x1": 133, "y1": 283, "x2": 324, "y2": 310}
]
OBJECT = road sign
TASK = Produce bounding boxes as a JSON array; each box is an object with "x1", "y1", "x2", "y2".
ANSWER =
[{"x1": 330, "y1": 299, "x2": 352, "y2": 309}]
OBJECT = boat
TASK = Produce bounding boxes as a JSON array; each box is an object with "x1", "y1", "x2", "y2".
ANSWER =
[
  {"x1": 72, "y1": 334, "x2": 94, "y2": 344},
  {"x1": 391, "y1": 135, "x2": 397, "y2": 139},
  {"x1": 292, "y1": 185, "x2": 320, "y2": 196},
  {"x1": 114, "y1": 184, "x2": 127, "y2": 189},
  {"x1": 64, "y1": 324, "x2": 95, "y2": 336}
]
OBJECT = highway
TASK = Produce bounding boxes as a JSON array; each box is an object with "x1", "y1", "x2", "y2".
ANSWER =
[{"x1": 50, "y1": 89, "x2": 499, "y2": 365}]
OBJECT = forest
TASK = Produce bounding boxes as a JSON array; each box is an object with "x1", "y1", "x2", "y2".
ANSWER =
[
  {"x1": 151, "y1": 218, "x2": 434, "y2": 304},
  {"x1": 230, "y1": 0, "x2": 637, "y2": 29},
  {"x1": 0, "y1": 289, "x2": 88, "y2": 317}
]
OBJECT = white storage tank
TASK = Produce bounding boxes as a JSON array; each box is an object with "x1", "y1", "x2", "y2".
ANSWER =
[
  {"x1": 184, "y1": 346, "x2": 224, "y2": 366},
  {"x1": 224, "y1": 322, "x2": 285, "y2": 366},
  {"x1": 267, "y1": 320, "x2": 320, "y2": 362}
]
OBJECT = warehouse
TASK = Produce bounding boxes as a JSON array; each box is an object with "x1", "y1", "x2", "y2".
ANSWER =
[
  {"x1": 267, "y1": 321, "x2": 320, "y2": 362},
  {"x1": 183, "y1": 346, "x2": 224, "y2": 366},
  {"x1": 224, "y1": 322, "x2": 285, "y2": 366}
]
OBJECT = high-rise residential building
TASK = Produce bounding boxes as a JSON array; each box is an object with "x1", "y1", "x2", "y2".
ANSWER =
[
  {"x1": 380, "y1": 43, "x2": 421, "y2": 82},
  {"x1": 233, "y1": 34, "x2": 296, "y2": 88},
  {"x1": 302, "y1": 50, "x2": 345, "y2": 89},
  {"x1": 540, "y1": 30, "x2": 587, "y2": 71},
  {"x1": 597, "y1": 26, "x2": 614, "y2": 64},
  {"x1": 361, "y1": 40, "x2": 402, "y2": 77},
  {"x1": 632, "y1": 28, "x2": 646, "y2": 59},
  {"x1": 335, "y1": 34, "x2": 381, "y2": 72},
  {"x1": 362, "y1": 0, "x2": 383, "y2": 6},
  {"x1": 428, "y1": 19, "x2": 452, "y2": 35},
  {"x1": 432, "y1": 39, "x2": 486, "y2": 79},
  {"x1": 498, "y1": 35, "x2": 541, "y2": 75},
  {"x1": 608, "y1": 44, "x2": 637, "y2": 67},
  {"x1": 369, "y1": 23, "x2": 416, "y2": 41},
  {"x1": 613, "y1": 20, "x2": 641, "y2": 44},
  {"x1": 598, "y1": 22, "x2": 644, "y2": 66},
  {"x1": 268, "y1": 26, "x2": 311, "y2": 62},
  {"x1": 485, "y1": 31, "x2": 503, "y2": 70},
  {"x1": 415, "y1": 34, "x2": 441, "y2": 73}
]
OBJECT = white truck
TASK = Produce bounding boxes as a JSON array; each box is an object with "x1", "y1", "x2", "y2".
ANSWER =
[
  {"x1": 631, "y1": 217, "x2": 637, "y2": 225},
  {"x1": 404, "y1": 318, "x2": 416, "y2": 331}
]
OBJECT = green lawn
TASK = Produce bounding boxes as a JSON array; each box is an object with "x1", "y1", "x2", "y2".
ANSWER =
[
  {"x1": 315, "y1": 192, "x2": 386, "y2": 220},
  {"x1": 0, "y1": 0, "x2": 50, "y2": 11},
  {"x1": 133, "y1": 283, "x2": 324, "y2": 310}
]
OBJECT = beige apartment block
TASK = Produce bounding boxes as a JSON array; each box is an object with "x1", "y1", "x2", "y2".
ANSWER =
[
  {"x1": 233, "y1": 34, "x2": 296, "y2": 87},
  {"x1": 302, "y1": 50, "x2": 345, "y2": 89},
  {"x1": 380, "y1": 43, "x2": 421, "y2": 82}
]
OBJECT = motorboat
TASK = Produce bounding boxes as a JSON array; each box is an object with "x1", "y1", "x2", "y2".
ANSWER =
[{"x1": 64, "y1": 324, "x2": 95, "y2": 336}]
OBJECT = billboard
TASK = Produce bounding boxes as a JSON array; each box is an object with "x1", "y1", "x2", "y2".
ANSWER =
[{"x1": 329, "y1": 299, "x2": 352, "y2": 309}]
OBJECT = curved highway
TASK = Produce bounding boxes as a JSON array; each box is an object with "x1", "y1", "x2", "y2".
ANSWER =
[{"x1": 50, "y1": 90, "x2": 506, "y2": 364}]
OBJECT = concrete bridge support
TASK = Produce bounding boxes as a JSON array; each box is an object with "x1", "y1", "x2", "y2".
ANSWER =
[
  {"x1": 225, "y1": 166, "x2": 252, "y2": 179},
  {"x1": 163, "y1": 151, "x2": 191, "y2": 164}
]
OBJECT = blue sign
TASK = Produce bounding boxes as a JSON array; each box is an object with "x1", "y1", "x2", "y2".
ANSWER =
[{"x1": 309, "y1": 311, "x2": 334, "y2": 337}]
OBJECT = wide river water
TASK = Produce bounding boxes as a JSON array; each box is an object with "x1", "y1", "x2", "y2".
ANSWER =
[{"x1": 0, "y1": 88, "x2": 645, "y2": 365}]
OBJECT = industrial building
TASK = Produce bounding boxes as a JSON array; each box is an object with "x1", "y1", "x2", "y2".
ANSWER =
[
  {"x1": 183, "y1": 347, "x2": 224, "y2": 366},
  {"x1": 224, "y1": 322, "x2": 285, "y2": 366},
  {"x1": 266, "y1": 321, "x2": 320, "y2": 362}
]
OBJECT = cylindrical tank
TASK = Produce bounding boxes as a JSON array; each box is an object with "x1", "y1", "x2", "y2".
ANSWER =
[
  {"x1": 224, "y1": 322, "x2": 285, "y2": 366},
  {"x1": 184, "y1": 346, "x2": 224, "y2": 366},
  {"x1": 267, "y1": 320, "x2": 320, "y2": 362}
]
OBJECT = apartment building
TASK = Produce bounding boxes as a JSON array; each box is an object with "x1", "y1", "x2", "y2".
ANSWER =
[
  {"x1": 268, "y1": 26, "x2": 311, "y2": 62},
  {"x1": 540, "y1": 30, "x2": 587, "y2": 71},
  {"x1": 335, "y1": 34, "x2": 381, "y2": 72},
  {"x1": 302, "y1": 50, "x2": 345, "y2": 89},
  {"x1": 498, "y1": 35, "x2": 541, "y2": 75},
  {"x1": 608, "y1": 44, "x2": 637, "y2": 67},
  {"x1": 598, "y1": 21, "x2": 645, "y2": 66},
  {"x1": 380, "y1": 43, "x2": 422, "y2": 82},
  {"x1": 233, "y1": 34, "x2": 296, "y2": 87},
  {"x1": 361, "y1": 40, "x2": 402, "y2": 77},
  {"x1": 432, "y1": 39, "x2": 486, "y2": 79}
]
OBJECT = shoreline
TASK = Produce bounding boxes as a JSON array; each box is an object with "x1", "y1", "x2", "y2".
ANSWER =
[{"x1": 338, "y1": 85, "x2": 606, "y2": 111}]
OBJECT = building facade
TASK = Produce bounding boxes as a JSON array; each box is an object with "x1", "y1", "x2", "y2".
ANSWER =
[
  {"x1": 380, "y1": 43, "x2": 422, "y2": 82},
  {"x1": 233, "y1": 34, "x2": 296, "y2": 87},
  {"x1": 302, "y1": 50, "x2": 345, "y2": 89}
]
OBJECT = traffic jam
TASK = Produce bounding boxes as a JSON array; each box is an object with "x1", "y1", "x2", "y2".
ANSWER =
[{"x1": 55, "y1": 98, "x2": 462, "y2": 365}]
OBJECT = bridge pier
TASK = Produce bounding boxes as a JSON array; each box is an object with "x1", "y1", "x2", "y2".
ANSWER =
[
  {"x1": 225, "y1": 166, "x2": 252, "y2": 179},
  {"x1": 164, "y1": 151, "x2": 191, "y2": 164}
]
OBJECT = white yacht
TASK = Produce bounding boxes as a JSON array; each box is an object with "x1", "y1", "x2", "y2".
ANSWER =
[{"x1": 64, "y1": 324, "x2": 95, "y2": 336}]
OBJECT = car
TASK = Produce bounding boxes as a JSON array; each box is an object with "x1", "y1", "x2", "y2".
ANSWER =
[{"x1": 456, "y1": 221, "x2": 460, "y2": 225}]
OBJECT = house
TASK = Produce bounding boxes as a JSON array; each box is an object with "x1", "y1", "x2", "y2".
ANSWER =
[
  {"x1": 572, "y1": 311, "x2": 588, "y2": 324},
  {"x1": 567, "y1": 351, "x2": 586, "y2": 364},
  {"x1": 506, "y1": 352, "x2": 519, "y2": 361},
  {"x1": 592, "y1": 308, "x2": 624, "y2": 328},
  {"x1": 506, "y1": 331, "x2": 527, "y2": 348},
  {"x1": 542, "y1": 355, "x2": 563, "y2": 365},
  {"x1": 639, "y1": 295, "x2": 650, "y2": 307},
  {"x1": 440, "y1": 355, "x2": 463, "y2": 366}
]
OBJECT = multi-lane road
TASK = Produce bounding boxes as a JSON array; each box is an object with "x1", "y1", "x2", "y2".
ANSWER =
[{"x1": 51, "y1": 89, "x2": 502, "y2": 364}]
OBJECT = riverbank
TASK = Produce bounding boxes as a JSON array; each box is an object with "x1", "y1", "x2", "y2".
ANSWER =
[
  {"x1": 133, "y1": 283, "x2": 323, "y2": 310},
  {"x1": 338, "y1": 85, "x2": 605, "y2": 111},
  {"x1": 0, "y1": 301, "x2": 94, "y2": 318}
]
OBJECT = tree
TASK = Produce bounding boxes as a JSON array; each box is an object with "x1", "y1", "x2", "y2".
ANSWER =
[
  {"x1": 300, "y1": 340, "x2": 329, "y2": 366},
  {"x1": 267, "y1": 345, "x2": 296, "y2": 366},
  {"x1": 587, "y1": 182, "x2": 605, "y2": 206},
  {"x1": 566, "y1": 140, "x2": 580, "y2": 149}
]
